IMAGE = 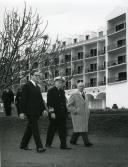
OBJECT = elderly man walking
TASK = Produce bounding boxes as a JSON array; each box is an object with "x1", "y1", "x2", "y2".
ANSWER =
[{"x1": 68, "y1": 81, "x2": 93, "y2": 147}]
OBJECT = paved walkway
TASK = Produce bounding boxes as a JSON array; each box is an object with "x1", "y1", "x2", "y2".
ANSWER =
[{"x1": 0, "y1": 116, "x2": 128, "y2": 167}]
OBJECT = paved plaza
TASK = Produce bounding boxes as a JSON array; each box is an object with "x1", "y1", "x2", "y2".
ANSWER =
[{"x1": 0, "y1": 115, "x2": 128, "y2": 167}]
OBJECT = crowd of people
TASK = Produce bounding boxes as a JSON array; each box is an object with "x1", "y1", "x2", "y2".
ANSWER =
[{"x1": 1, "y1": 70, "x2": 93, "y2": 153}]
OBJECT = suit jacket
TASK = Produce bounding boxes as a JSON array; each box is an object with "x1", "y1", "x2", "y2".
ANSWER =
[
  {"x1": 47, "y1": 86, "x2": 67, "y2": 119},
  {"x1": 19, "y1": 81, "x2": 45, "y2": 116}
]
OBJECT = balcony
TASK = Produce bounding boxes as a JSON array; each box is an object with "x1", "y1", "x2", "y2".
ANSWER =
[
  {"x1": 108, "y1": 76, "x2": 127, "y2": 83},
  {"x1": 98, "y1": 81, "x2": 106, "y2": 86},
  {"x1": 107, "y1": 22, "x2": 126, "y2": 35},
  {"x1": 108, "y1": 59, "x2": 126, "y2": 67},
  {"x1": 60, "y1": 59, "x2": 71, "y2": 64},
  {"x1": 85, "y1": 53, "x2": 97, "y2": 59},
  {"x1": 74, "y1": 70, "x2": 83, "y2": 75},
  {"x1": 85, "y1": 68, "x2": 97, "y2": 73},
  {"x1": 98, "y1": 65, "x2": 106, "y2": 71},
  {"x1": 98, "y1": 50, "x2": 106, "y2": 55},
  {"x1": 72, "y1": 56, "x2": 83, "y2": 61},
  {"x1": 85, "y1": 82, "x2": 97, "y2": 88},
  {"x1": 107, "y1": 39, "x2": 126, "y2": 52}
]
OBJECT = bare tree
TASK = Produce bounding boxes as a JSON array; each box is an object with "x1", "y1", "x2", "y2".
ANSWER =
[
  {"x1": 0, "y1": 3, "x2": 74, "y2": 95},
  {"x1": 0, "y1": 3, "x2": 49, "y2": 92}
]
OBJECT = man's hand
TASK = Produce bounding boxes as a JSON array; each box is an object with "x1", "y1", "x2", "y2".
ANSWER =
[
  {"x1": 49, "y1": 107, "x2": 54, "y2": 113},
  {"x1": 19, "y1": 113, "x2": 25, "y2": 120},
  {"x1": 51, "y1": 113, "x2": 56, "y2": 119},
  {"x1": 43, "y1": 110, "x2": 48, "y2": 118}
]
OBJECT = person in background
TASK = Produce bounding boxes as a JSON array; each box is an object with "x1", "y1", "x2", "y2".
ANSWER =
[
  {"x1": 68, "y1": 81, "x2": 93, "y2": 147},
  {"x1": 2, "y1": 88, "x2": 14, "y2": 116},
  {"x1": 19, "y1": 71, "x2": 47, "y2": 153},
  {"x1": 15, "y1": 86, "x2": 23, "y2": 116},
  {"x1": 45, "y1": 76, "x2": 71, "y2": 150}
]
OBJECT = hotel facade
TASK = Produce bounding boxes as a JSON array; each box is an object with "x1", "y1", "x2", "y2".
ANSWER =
[{"x1": 41, "y1": 9, "x2": 128, "y2": 109}]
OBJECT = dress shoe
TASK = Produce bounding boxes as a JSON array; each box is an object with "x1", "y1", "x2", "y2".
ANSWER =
[
  {"x1": 60, "y1": 146, "x2": 72, "y2": 150},
  {"x1": 85, "y1": 142, "x2": 93, "y2": 147},
  {"x1": 45, "y1": 144, "x2": 54, "y2": 148},
  {"x1": 37, "y1": 148, "x2": 46, "y2": 153},
  {"x1": 70, "y1": 141, "x2": 78, "y2": 145},
  {"x1": 20, "y1": 146, "x2": 32, "y2": 150}
]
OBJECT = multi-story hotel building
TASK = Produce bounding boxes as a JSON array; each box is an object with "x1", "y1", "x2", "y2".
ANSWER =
[{"x1": 42, "y1": 8, "x2": 128, "y2": 109}]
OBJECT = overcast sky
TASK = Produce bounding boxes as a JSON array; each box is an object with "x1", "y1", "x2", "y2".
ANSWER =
[{"x1": 0, "y1": 0, "x2": 128, "y2": 40}]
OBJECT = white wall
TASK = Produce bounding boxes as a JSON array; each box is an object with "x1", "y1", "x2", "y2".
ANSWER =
[{"x1": 106, "y1": 81, "x2": 128, "y2": 108}]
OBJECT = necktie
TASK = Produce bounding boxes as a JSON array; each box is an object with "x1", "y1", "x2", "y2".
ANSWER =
[{"x1": 82, "y1": 92, "x2": 85, "y2": 100}]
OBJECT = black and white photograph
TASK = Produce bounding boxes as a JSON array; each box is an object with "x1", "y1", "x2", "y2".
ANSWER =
[{"x1": 0, "y1": 0, "x2": 128, "y2": 166}]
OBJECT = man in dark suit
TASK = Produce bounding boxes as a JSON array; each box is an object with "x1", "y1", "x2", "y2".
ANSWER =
[
  {"x1": 19, "y1": 71, "x2": 46, "y2": 153},
  {"x1": 45, "y1": 76, "x2": 71, "y2": 150}
]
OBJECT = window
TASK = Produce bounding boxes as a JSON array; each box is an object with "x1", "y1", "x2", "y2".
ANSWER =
[
  {"x1": 118, "y1": 72, "x2": 127, "y2": 81},
  {"x1": 90, "y1": 63, "x2": 97, "y2": 71},
  {"x1": 55, "y1": 70, "x2": 59, "y2": 77},
  {"x1": 78, "y1": 52, "x2": 83, "y2": 59},
  {"x1": 86, "y1": 35, "x2": 89, "y2": 40},
  {"x1": 62, "y1": 41, "x2": 66, "y2": 46},
  {"x1": 116, "y1": 22, "x2": 125, "y2": 32},
  {"x1": 74, "y1": 38, "x2": 77, "y2": 43},
  {"x1": 118, "y1": 55, "x2": 125, "y2": 64},
  {"x1": 90, "y1": 78, "x2": 97, "y2": 87},
  {"x1": 117, "y1": 39, "x2": 126, "y2": 47},
  {"x1": 45, "y1": 60, "x2": 49, "y2": 66},
  {"x1": 90, "y1": 49, "x2": 97, "y2": 56},
  {"x1": 99, "y1": 31, "x2": 103, "y2": 37},
  {"x1": 66, "y1": 68, "x2": 71, "y2": 76},
  {"x1": 65, "y1": 55, "x2": 71, "y2": 62},
  {"x1": 78, "y1": 66, "x2": 83, "y2": 74},
  {"x1": 54, "y1": 58, "x2": 59, "y2": 65}
]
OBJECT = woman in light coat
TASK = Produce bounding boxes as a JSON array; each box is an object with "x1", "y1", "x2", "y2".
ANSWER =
[{"x1": 68, "y1": 82, "x2": 93, "y2": 147}]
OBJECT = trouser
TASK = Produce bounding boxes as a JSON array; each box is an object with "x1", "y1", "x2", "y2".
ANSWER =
[
  {"x1": 20, "y1": 115, "x2": 43, "y2": 149},
  {"x1": 4, "y1": 104, "x2": 11, "y2": 116},
  {"x1": 70, "y1": 132, "x2": 90, "y2": 145},
  {"x1": 46, "y1": 118, "x2": 67, "y2": 147}
]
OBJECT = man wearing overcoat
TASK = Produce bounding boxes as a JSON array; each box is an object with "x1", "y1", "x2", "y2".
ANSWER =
[{"x1": 68, "y1": 81, "x2": 93, "y2": 147}]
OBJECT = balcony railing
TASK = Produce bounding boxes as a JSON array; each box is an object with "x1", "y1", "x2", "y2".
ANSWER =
[
  {"x1": 107, "y1": 22, "x2": 126, "y2": 35},
  {"x1": 98, "y1": 65, "x2": 106, "y2": 71},
  {"x1": 85, "y1": 68, "x2": 97, "y2": 73},
  {"x1": 108, "y1": 76, "x2": 127, "y2": 83},
  {"x1": 85, "y1": 53, "x2": 97, "y2": 59},
  {"x1": 74, "y1": 70, "x2": 83, "y2": 75},
  {"x1": 72, "y1": 56, "x2": 83, "y2": 61},
  {"x1": 108, "y1": 59, "x2": 126, "y2": 67},
  {"x1": 107, "y1": 40, "x2": 126, "y2": 51},
  {"x1": 85, "y1": 82, "x2": 97, "y2": 88},
  {"x1": 98, "y1": 50, "x2": 106, "y2": 55},
  {"x1": 60, "y1": 59, "x2": 71, "y2": 64},
  {"x1": 98, "y1": 81, "x2": 106, "y2": 86}
]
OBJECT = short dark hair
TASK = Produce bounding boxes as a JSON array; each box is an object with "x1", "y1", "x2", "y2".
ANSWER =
[{"x1": 77, "y1": 80, "x2": 83, "y2": 84}]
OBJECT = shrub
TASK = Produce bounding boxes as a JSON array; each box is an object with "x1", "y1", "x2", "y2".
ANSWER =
[{"x1": 112, "y1": 104, "x2": 118, "y2": 110}]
